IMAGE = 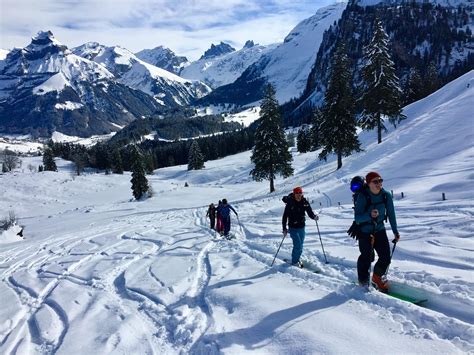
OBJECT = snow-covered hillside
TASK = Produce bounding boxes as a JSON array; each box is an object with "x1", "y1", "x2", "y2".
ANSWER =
[{"x1": 0, "y1": 72, "x2": 472, "y2": 354}]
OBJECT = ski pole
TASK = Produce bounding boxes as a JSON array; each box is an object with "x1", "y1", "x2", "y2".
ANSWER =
[
  {"x1": 315, "y1": 220, "x2": 328, "y2": 264},
  {"x1": 384, "y1": 240, "x2": 398, "y2": 277},
  {"x1": 368, "y1": 220, "x2": 377, "y2": 289},
  {"x1": 271, "y1": 232, "x2": 287, "y2": 266}
]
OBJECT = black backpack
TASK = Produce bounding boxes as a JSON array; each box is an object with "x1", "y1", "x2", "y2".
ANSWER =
[
  {"x1": 347, "y1": 176, "x2": 388, "y2": 238},
  {"x1": 282, "y1": 193, "x2": 294, "y2": 204}
]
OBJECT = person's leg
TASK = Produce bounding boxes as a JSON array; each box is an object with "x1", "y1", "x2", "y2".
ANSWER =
[
  {"x1": 373, "y1": 229, "x2": 391, "y2": 276},
  {"x1": 223, "y1": 217, "x2": 231, "y2": 236},
  {"x1": 210, "y1": 217, "x2": 215, "y2": 229},
  {"x1": 290, "y1": 228, "x2": 304, "y2": 264},
  {"x1": 357, "y1": 233, "x2": 372, "y2": 284}
]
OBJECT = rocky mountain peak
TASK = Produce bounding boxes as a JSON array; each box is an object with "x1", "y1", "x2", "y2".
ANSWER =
[
  {"x1": 243, "y1": 40, "x2": 256, "y2": 49},
  {"x1": 199, "y1": 42, "x2": 235, "y2": 60},
  {"x1": 25, "y1": 30, "x2": 69, "y2": 60}
]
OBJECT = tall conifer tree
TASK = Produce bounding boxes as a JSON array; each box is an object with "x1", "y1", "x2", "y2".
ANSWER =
[
  {"x1": 130, "y1": 145, "x2": 149, "y2": 200},
  {"x1": 43, "y1": 148, "x2": 57, "y2": 172},
  {"x1": 360, "y1": 19, "x2": 405, "y2": 143},
  {"x1": 250, "y1": 84, "x2": 293, "y2": 192},
  {"x1": 187, "y1": 140, "x2": 205, "y2": 170},
  {"x1": 319, "y1": 44, "x2": 361, "y2": 170}
]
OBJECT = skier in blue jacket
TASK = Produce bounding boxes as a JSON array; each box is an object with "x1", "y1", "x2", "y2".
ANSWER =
[
  {"x1": 355, "y1": 171, "x2": 400, "y2": 291},
  {"x1": 218, "y1": 199, "x2": 238, "y2": 237}
]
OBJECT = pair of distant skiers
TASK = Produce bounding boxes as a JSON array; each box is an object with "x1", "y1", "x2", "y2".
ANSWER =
[
  {"x1": 282, "y1": 171, "x2": 399, "y2": 292},
  {"x1": 206, "y1": 199, "x2": 238, "y2": 237}
]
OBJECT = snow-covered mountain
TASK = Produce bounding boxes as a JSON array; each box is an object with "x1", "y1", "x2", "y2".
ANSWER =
[
  {"x1": 198, "y1": 2, "x2": 347, "y2": 106},
  {"x1": 0, "y1": 49, "x2": 9, "y2": 61},
  {"x1": 0, "y1": 31, "x2": 164, "y2": 137},
  {"x1": 299, "y1": 0, "x2": 474, "y2": 109},
  {"x1": 135, "y1": 46, "x2": 189, "y2": 75},
  {"x1": 180, "y1": 40, "x2": 277, "y2": 89},
  {"x1": 72, "y1": 42, "x2": 211, "y2": 107},
  {"x1": 0, "y1": 71, "x2": 472, "y2": 354}
]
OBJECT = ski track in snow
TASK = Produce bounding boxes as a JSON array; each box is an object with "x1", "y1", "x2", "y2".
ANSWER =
[{"x1": 0, "y1": 199, "x2": 472, "y2": 353}]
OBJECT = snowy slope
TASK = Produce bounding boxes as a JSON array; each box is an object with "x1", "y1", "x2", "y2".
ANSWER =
[
  {"x1": 0, "y1": 72, "x2": 472, "y2": 354},
  {"x1": 265, "y1": 2, "x2": 347, "y2": 103},
  {"x1": 180, "y1": 42, "x2": 277, "y2": 89}
]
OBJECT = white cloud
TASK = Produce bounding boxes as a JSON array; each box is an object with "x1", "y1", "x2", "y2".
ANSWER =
[{"x1": 0, "y1": 0, "x2": 337, "y2": 60}]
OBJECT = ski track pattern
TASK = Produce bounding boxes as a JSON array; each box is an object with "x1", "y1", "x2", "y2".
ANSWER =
[{"x1": 1, "y1": 203, "x2": 473, "y2": 353}]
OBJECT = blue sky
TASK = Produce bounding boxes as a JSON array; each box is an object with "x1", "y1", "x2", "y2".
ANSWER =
[{"x1": 0, "y1": 0, "x2": 337, "y2": 60}]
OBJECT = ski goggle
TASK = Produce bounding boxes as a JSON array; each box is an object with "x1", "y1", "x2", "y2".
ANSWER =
[{"x1": 350, "y1": 182, "x2": 363, "y2": 192}]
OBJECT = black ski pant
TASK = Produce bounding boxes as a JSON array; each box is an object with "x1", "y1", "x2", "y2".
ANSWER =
[
  {"x1": 209, "y1": 216, "x2": 215, "y2": 230},
  {"x1": 357, "y1": 229, "x2": 391, "y2": 283}
]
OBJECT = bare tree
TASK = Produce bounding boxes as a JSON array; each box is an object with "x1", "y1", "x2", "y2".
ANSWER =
[{"x1": 0, "y1": 149, "x2": 21, "y2": 172}]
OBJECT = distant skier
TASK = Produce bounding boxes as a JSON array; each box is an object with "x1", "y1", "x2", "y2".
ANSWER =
[
  {"x1": 218, "y1": 199, "x2": 238, "y2": 237},
  {"x1": 282, "y1": 187, "x2": 318, "y2": 267},
  {"x1": 354, "y1": 172, "x2": 400, "y2": 291},
  {"x1": 216, "y1": 200, "x2": 224, "y2": 235},
  {"x1": 206, "y1": 203, "x2": 216, "y2": 230}
]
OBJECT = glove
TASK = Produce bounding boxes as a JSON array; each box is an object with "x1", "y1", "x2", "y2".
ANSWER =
[
  {"x1": 313, "y1": 215, "x2": 319, "y2": 221},
  {"x1": 283, "y1": 229, "x2": 288, "y2": 237},
  {"x1": 393, "y1": 233, "x2": 400, "y2": 243}
]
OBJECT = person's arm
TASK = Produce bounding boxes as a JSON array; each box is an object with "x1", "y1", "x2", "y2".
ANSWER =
[
  {"x1": 282, "y1": 205, "x2": 289, "y2": 233},
  {"x1": 385, "y1": 192, "x2": 399, "y2": 239},
  {"x1": 230, "y1": 205, "x2": 238, "y2": 216},
  {"x1": 305, "y1": 200, "x2": 318, "y2": 220}
]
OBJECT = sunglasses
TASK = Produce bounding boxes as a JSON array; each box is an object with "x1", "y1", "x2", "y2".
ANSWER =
[
  {"x1": 294, "y1": 192, "x2": 303, "y2": 195},
  {"x1": 371, "y1": 179, "x2": 383, "y2": 185}
]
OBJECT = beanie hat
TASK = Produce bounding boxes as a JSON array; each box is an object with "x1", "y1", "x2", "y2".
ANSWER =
[
  {"x1": 366, "y1": 171, "x2": 381, "y2": 184},
  {"x1": 293, "y1": 186, "x2": 303, "y2": 194}
]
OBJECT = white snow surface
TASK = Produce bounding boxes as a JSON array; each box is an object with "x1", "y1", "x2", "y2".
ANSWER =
[
  {"x1": 54, "y1": 101, "x2": 84, "y2": 111},
  {"x1": 0, "y1": 71, "x2": 473, "y2": 354},
  {"x1": 0, "y1": 49, "x2": 9, "y2": 61},
  {"x1": 51, "y1": 131, "x2": 116, "y2": 146},
  {"x1": 33, "y1": 73, "x2": 71, "y2": 96}
]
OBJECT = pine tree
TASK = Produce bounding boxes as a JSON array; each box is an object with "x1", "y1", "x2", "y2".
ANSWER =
[
  {"x1": 187, "y1": 140, "x2": 205, "y2": 170},
  {"x1": 424, "y1": 62, "x2": 440, "y2": 96},
  {"x1": 360, "y1": 19, "x2": 405, "y2": 144},
  {"x1": 250, "y1": 84, "x2": 293, "y2": 192},
  {"x1": 319, "y1": 44, "x2": 361, "y2": 169},
  {"x1": 310, "y1": 108, "x2": 323, "y2": 150},
  {"x1": 296, "y1": 126, "x2": 312, "y2": 153},
  {"x1": 130, "y1": 145, "x2": 149, "y2": 200},
  {"x1": 111, "y1": 148, "x2": 123, "y2": 174},
  {"x1": 406, "y1": 67, "x2": 424, "y2": 103},
  {"x1": 43, "y1": 148, "x2": 57, "y2": 171}
]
